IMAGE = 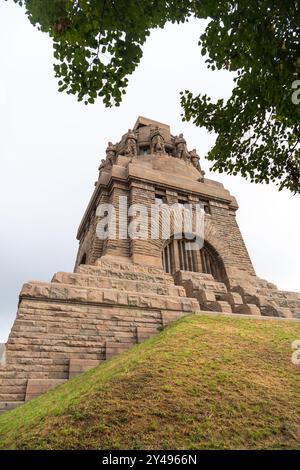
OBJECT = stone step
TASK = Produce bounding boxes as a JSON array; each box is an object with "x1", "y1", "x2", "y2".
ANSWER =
[
  {"x1": 232, "y1": 287, "x2": 291, "y2": 318},
  {"x1": 230, "y1": 285, "x2": 297, "y2": 318},
  {"x1": 17, "y1": 302, "x2": 163, "y2": 323},
  {"x1": 76, "y1": 265, "x2": 174, "y2": 284},
  {"x1": 0, "y1": 385, "x2": 26, "y2": 395},
  {"x1": 0, "y1": 401, "x2": 25, "y2": 414},
  {"x1": 172, "y1": 270, "x2": 294, "y2": 318},
  {"x1": 52, "y1": 271, "x2": 185, "y2": 297},
  {"x1": 0, "y1": 378, "x2": 27, "y2": 386},
  {"x1": 25, "y1": 378, "x2": 67, "y2": 401},
  {"x1": 105, "y1": 340, "x2": 136, "y2": 360},
  {"x1": 3, "y1": 359, "x2": 70, "y2": 374},
  {"x1": 20, "y1": 282, "x2": 199, "y2": 312},
  {"x1": 203, "y1": 300, "x2": 232, "y2": 314},
  {"x1": 136, "y1": 326, "x2": 161, "y2": 343},
  {"x1": 0, "y1": 393, "x2": 25, "y2": 401},
  {"x1": 234, "y1": 304, "x2": 262, "y2": 316},
  {"x1": 68, "y1": 358, "x2": 103, "y2": 379},
  {"x1": 0, "y1": 260, "x2": 203, "y2": 411},
  {"x1": 5, "y1": 344, "x2": 105, "y2": 360},
  {"x1": 255, "y1": 288, "x2": 300, "y2": 316},
  {"x1": 280, "y1": 301, "x2": 300, "y2": 318},
  {"x1": 174, "y1": 271, "x2": 228, "y2": 297},
  {"x1": 94, "y1": 258, "x2": 170, "y2": 275}
]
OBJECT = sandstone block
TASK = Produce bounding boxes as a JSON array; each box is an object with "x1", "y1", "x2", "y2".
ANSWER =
[
  {"x1": 103, "y1": 290, "x2": 119, "y2": 304},
  {"x1": 69, "y1": 358, "x2": 102, "y2": 379},
  {"x1": 234, "y1": 304, "x2": 261, "y2": 316},
  {"x1": 25, "y1": 379, "x2": 67, "y2": 401},
  {"x1": 221, "y1": 292, "x2": 243, "y2": 307},
  {"x1": 106, "y1": 341, "x2": 135, "y2": 359},
  {"x1": 136, "y1": 327, "x2": 159, "y2": 343},
  {"x1": 197, "y1": 289, "x2": 216, "y2": 304},
  {"x1": 161, "y1": 311, "x2": 187, "y2": 326},
  {"x1": 87, "y1": 289, "x2": 104, "y2": 303},
  {"x1": 150, "y1": 298, "x2": 166, "y2": 309},
  {"x1": 166, "y1": 299, "x2": 182, "y2": 311}
]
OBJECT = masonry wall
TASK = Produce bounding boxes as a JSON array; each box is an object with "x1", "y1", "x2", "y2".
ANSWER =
[
  {"x1": 75, "y1": 173, "x2": 256, "y2": 283},
  {"x1": 207, "y1": 203, "x2": 255, "y2": 276},
  {"x1": 0, "y1": 260, "x2": 199, "y2": 408}
]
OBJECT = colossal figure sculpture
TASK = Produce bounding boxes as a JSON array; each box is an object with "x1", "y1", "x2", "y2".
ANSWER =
[
  {"x1": 189, "y1": 148, "x2": 205, "y2": 181},
  {"x1": 123, "y1": 129, "x2": 137, "y2": 156},
  {"x1": 150, "y1": 127, "x2": 166, "y2": 155},
  {"x1": 175, "y1": 133, "x2": 190, "y2": 161},
  {"x1": 106, "y1": 141, "x2": 116, "y2": 166}
]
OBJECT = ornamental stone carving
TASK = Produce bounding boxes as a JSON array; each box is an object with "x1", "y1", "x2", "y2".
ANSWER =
[
  {"x1": 175, "y1": 134, "x2": 190, "y2": 162},
  {"x1": 150, "y1": 127, "x2": 166, "y2": 155},
  {"x1": 124, "y1": 129, "x2": 137, "y2": 156},
  {"x1": 98, "y1": 158, "x2": 106, "y2": 172},
  {"x1": 106, "y1": 141, "x2": 116, "y2": 166},
  {"x1": 98, "y1": 142, "x2": 117, "y2": 177},
  {"x1": 189, "y1": 148, "x2": 205, "y2": 181}
]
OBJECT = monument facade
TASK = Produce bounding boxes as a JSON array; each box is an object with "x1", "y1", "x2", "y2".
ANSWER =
[{"x1": 1, "y1": 117, "x2": 299, "y2": 413}]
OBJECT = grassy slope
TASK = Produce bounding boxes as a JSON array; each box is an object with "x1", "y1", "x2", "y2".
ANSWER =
[{"x1": 0, "y1": 314, "x2": 300, "y2": 450}]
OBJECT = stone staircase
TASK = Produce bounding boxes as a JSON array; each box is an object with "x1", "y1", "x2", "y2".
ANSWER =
[
  {"x1": 0, "y1": 259, "x2": 199, "y2": 414},
  {"x1": 174, "y1": 271, "x2": 296, "y2": 318},
  {"x1": 230, "y1": 277, "x2": 297, "y2": 318},
  {"x1": 277, "y1": 291, "x2": 300, "y2": 318},
  {"x1": 1, "y1": 260, "x2": 298, "y2": 414}
]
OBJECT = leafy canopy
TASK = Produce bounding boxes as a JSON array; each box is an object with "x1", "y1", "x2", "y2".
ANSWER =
[{"x1": 12, "y1": 0, "x2": 300, "y2": 192}]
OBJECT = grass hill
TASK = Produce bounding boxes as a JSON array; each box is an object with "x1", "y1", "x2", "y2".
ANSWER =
[{"x1": 0, "y1": 313, "x2": 300, "y2": 450}]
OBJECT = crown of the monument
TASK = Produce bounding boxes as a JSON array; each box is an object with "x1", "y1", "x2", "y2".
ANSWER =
[{"x1": 97, "y1": 116, "x2": 204, "y2": 178}]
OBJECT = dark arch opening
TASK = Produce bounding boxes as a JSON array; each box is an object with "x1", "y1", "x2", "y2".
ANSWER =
[{"x1": 162, "y1": 235, "x2": 226, "y2": 283}]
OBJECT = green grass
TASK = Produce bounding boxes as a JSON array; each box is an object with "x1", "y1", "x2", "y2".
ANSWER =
[{"x1": 0, "y1": 314, "x2": 300, "y2": 450}]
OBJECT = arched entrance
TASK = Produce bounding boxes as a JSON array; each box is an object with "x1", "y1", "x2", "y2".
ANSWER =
[{"x1": 162, "y1": 236, "x2": 225, "y2": 282}]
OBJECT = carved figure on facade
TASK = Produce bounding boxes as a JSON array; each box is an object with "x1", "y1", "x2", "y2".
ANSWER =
[
  {"x1": 98, "y1": 158, "x2": 106, "y2": 172},
  {"x1": 150, "y1": 127, "x2": 166, "y2": 155},
  {"x1": 175, "y1": 134, "x2": 190, "y2": 162},
  {"x1": 97, "y1": 141, "x2": 117, "y2": 178},
  {"x1": 106, "y1": 141, "x2": 117, "y2": 166},
  {"x1": 124, "y1": 129, "x2": 137, "y2": 156},
  {"x1": 189, "y1": 148, "x2": 205, "y2": 181}
]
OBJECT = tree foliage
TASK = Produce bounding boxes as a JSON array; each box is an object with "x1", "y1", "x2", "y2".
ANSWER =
[{"x1": 12, "y1": 0, "x2": 300, "y2": 192}]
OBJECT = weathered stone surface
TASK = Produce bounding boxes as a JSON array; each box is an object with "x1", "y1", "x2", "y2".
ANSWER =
[
  {"x1": 197, "y1": 290, "x2": 216, "y2": 304},
  {"x1": 161, "y1": 311, "x2": 187, "y2": 326},
  {"x1": 69, "y1": 359, "x2": 102, "y2": 379},
  {"x1": 221, "y1": 292, "x2": 243, "y2": 308},
  {"x1": 25, "y1": 379, "x2": 67, "y2": 401},
  {"x1": 0, "y1": 402, "x2": 25, "y2": 415},
  {"x1": 234, "y1": 304, "x2": 261, "y2": 316},
  {"x1": 0, "y1": 259, "x2": 199, "y2": 407},
  {"x1": 105, "y1": 341, "x2": 135, "y2": 359},
  {"x1": 136, "y1": 326, "x2": 160, "y2": 343}
]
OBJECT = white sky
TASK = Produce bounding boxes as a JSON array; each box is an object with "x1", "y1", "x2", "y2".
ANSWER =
[{"x1": 0, "y1": 3, "x2": 299, "y2": 342}]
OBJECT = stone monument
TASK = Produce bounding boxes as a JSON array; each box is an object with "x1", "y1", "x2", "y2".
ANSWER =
[{"x1": 0, "y1": 117, "x2": 299, "y2": 413}]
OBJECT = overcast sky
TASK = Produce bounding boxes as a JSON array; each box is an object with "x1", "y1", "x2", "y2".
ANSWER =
[{"x1": 0, "y1": 3, "x2": 299, "y2": 342}]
